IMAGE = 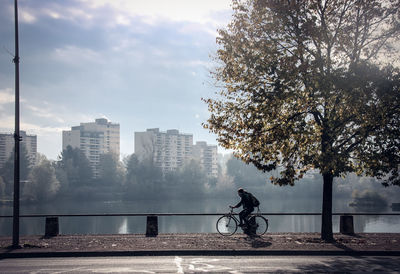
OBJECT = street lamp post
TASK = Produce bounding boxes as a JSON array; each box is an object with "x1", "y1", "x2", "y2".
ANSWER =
[{"x1": 12, "y1": 0, "x2": 21, "y2": 248}]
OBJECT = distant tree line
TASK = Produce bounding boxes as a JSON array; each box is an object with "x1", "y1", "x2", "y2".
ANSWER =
[
  {"x1": 1, "y1": 145, "x2": 396, "y2": 205},
  {"x1": 0, "y1": 145, "x2": 220, "y2": 202}
]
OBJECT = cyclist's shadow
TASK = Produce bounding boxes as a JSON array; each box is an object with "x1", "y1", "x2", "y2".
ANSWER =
[{"x1": 242, "y1": 232, "x2": 272, "y2": 248}]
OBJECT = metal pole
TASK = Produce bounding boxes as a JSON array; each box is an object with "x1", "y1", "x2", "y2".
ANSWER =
[{"x1": 12, "y1": 0, "x2": 20, "y2": 248}]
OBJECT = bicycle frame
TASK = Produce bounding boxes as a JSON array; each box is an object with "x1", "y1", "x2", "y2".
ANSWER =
[
  {"x1": 225, "y1": 208, "x2": 241, "y2": 223},
  {"x1": 228, "y1": 207, "x2": 262, "y2": 219},
  {"x1": 217, "y1": 207, "x2": 268, "y2": 236}
]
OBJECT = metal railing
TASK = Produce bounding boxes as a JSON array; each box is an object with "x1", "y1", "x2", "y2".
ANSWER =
[
  {"x1": 0, "y1": 212, "x2": 399, "y2": 218},
  {"x1": 0, "y1": 212, "x2": 398, "y2": 237}
]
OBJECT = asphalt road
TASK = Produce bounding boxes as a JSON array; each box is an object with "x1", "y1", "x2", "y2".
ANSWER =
[{"x1": 1, "y1": 255, "x2": 400, "y2": 273}]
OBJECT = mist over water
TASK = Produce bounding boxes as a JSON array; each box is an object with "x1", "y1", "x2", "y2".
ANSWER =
[
  {"x1": 1, "y1": 154, "x2": 399, "y2": 236},
  {"x1": 0, "y1": 196, "x2": 399, "y2": 236}
]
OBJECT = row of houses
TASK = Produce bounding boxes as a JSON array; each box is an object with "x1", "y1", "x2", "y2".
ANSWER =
[{"x1": 0, "y1": 118, "x2": 218, "y2": 179}]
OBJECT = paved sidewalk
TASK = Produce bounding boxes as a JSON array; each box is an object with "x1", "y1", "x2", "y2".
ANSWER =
[{"x1": 1, "y1": 233, "x2": 399, "y2": 258}]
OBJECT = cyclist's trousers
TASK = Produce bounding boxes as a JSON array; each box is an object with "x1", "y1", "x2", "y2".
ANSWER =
[{"x1": 239, "y1": 208, "x2": 254, "y2": 225}]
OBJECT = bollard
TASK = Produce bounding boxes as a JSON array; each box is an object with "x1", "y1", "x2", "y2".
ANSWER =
[
  {"x1": 392, "y1": 203, "x2": 400, "y2": 211},
  {"x1": 45, "y1": 217, "x2": 59, "y2": 237},
  {"x1": 340, "y1": 215, "x2": 354, "y2": 234},
  {"x1": 146, "y1": 215, "x2": 158, "y2": 237}
]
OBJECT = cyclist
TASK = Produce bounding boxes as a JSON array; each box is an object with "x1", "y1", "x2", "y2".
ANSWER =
[{"x1": 229, "y1": 188, "x2": 255, "y2": 228}]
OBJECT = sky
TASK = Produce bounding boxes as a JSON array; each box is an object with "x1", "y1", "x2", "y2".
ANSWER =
[{"x1": 0, "y1": 0, "x2": 234, "y2": 160}]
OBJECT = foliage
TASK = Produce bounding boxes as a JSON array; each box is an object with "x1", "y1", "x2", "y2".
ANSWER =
[
  {"x1": 349, "y1": 189, "x2": 388, "y2": 208},
  {"x1": 124, "y1": 154, "x2": 163, "y2": 198},
  {"x1": 211, "y1": 172, "x2": 236, "y2": 195},
  {"x1": 203, "y1": 0, "x2": 400, "y2": 240},
  {"x1": 124, "y1": 153, "x2": 140, "y2": 185},
  {"x1": 226, "y1": 156, "x2": 268, "y2": 188},
  {"x1": 0, "y1": 144, "x2": 32, "y2": 195},
  {"x1": 23, "y1": 154, "x2": 60, "y2": 202},
  {"x1": 54, "y1": 163, "x2": 69, "y2": 193},
  {"x1": 56, "y1": 145, "x2": 93, "y2": 186},
  {"x1": 124, "y1": 154, "x2": 212, "y2": 199},
  {"x1": 96, "y1": 152, "x2": 125, "y2": 186},
  {"x1": 0, "y1": 176, "x2": 5, "y2": 198},
  {"x1": 226, "y1": 155, "x2": 322, "y2": 199},
  {"x1": 168, "y1": 159, "x2": 208, "y2": 197}
]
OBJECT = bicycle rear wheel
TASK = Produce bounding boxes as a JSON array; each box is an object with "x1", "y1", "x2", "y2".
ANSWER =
[
  {"x1": 216, "y1": 215, "x2": 238, "y2": 236},
  {"x1": 250, "y1": 216, "x2": 268, "y2": 235}
]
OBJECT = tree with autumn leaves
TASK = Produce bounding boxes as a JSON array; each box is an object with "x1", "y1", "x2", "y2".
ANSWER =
[{"x1": 204, "y1": 0, "x2": 400, "y2": 240}]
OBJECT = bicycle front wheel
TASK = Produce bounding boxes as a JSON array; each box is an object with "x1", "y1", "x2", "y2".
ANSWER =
[
  {"x1": 216, "y1": 215, "x2": 238, "y2": 236},
  {"x1": 252, "y1": 216, "x2": 268, "y2": 235}
]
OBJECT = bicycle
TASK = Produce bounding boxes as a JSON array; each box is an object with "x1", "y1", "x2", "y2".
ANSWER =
[{"x1": 216, "y1": 207, "x2": 268, "y2": 236}]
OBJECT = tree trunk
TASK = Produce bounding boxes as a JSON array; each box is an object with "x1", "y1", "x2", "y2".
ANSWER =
[{"x1": 321, "y1": 172, "x2": 334, "y2": 241}]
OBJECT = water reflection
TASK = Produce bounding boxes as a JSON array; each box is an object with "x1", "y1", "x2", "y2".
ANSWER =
[{"x1": 0, "y1": 198, "x2": 399, "y2": 236}]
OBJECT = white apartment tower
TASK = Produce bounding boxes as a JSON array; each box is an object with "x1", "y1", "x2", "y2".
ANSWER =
[
  {"x1": 192, "y1": 141, "x2": 218, "y2": 177},
  {"x1": 135, "y1": 128, "x2": 193, "y2": 174},
  {"x1": 0, "y1": 131, "x2": 37, "y2": 168},
  {"x1": 62, "y1": 118, "x2": 120, "y2": 178},
  {"x1": 135, "y1": 128, "x2": 218, "y2": 177}
]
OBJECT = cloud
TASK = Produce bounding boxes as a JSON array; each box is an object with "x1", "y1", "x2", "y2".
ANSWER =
[
  {"x1": 20, "y1": 9, "x2": 37, "y2": 23},
  {"x1": 0, "y1": 100, "x2": 105, "y2": 160},
  {"x1": 25, "y1": 103, "x2": 65, "y2": 124},
  {"x1": 0, "y1": 88, "x2": 28, "y2": 114},
  {"x1": 0, "y1": 114, "x2": 14, "y2": 132},
  {"x1": 51, "y1": 45, "x2": 103, "y2": 65},
  {"x1": 0, "y1": 88, "x2": 14, "y2": 104},
  {"x1": 16, "y1": 1, "x2": 95, "y2": 26},
  {"x1": 80, "y1": 0, "x2": 232, "y2": 25},
  {"x1": 19, "y1": 122, "x2": 67, "y2": 136},
  {"x1": 0, "y1": 0, "x2": 230, "y2": 160},
  {"x1": 14, "y1": 0, "x2": 231, "y2": 34},
  {"x1": 0, "y1": 115, "x2": 64, "y2": 136}
]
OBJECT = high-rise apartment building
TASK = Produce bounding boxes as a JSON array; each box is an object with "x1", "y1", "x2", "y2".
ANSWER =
[
  {"x1": 134, "y1": 128, "x2": 218, "y2": 177},
  {"x1": 135, "y1": 128, "x2": 193, "y2": 174},
  {"x1": 192, "y1": 141, "x2": 218, "y2": 177},
  {"x1": 0, "y1": 131, "x2": 37, "y2": 168},
  {"x1": 62, "y1": 118, "x2": 120, "y2": 178}
]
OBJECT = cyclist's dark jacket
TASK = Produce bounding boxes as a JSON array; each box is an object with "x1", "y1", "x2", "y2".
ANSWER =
[{"x1": 234, "y1": 191, "x2": 254, "y2": 210}]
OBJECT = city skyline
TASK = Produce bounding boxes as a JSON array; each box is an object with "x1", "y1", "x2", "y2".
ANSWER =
[
  {"x1": 0, "y1": 121, "x2": 222, "y2": 161},
  {"x1": 0, "y1": 119, "x2": 220, "y2": 166},
  {"x1": 0, "y1": 0, "x2": 233, "y2": 160}
]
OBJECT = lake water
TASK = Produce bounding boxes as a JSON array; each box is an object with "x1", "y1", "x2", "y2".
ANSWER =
[{"x1": 0, "y1": 198, "x2": 399, "y2": 236}]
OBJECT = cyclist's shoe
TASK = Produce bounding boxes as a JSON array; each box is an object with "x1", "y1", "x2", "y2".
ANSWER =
[{"x1": 238, "y1": 223, "x2": 246, "y2": 227}]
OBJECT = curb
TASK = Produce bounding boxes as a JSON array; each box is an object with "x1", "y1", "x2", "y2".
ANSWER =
[{"x1": 1, "y1": 250, "x2": 400, "y2": 259}]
